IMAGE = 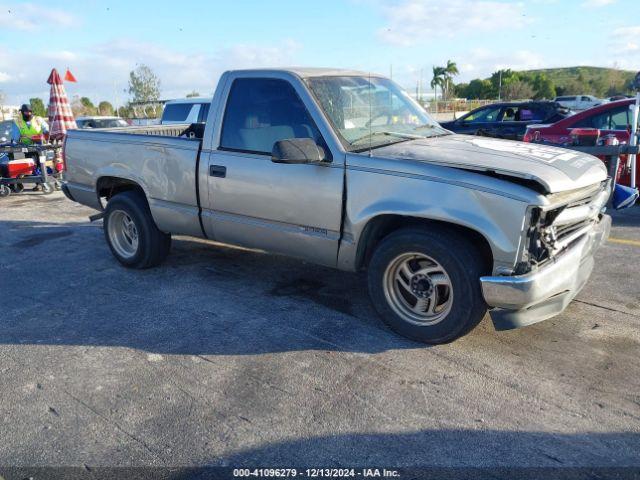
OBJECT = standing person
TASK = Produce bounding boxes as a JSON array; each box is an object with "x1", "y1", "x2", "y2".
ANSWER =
[{"x1": 12, "y1": 104, "x2": 49, "y2": 145}]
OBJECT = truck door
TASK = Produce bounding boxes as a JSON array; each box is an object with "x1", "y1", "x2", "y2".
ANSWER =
[{"x1": 201, "y1": 76, "x2": 344, "y2": 267}]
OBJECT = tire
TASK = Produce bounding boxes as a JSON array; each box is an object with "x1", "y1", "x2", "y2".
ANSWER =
[
  {"x1": 41, "y1": 182, "x2": 54, "y2": 194},
  {"x1": 0, "y1": 185, "x2": 10, "y2": 198},
  {"x1": 367, "y1": 228, "x2": 488, "y2": 344},
  {"x1": 11, "y1": 175, "x2": 25, "y2": 193},
  {"x1": 103, "y1": 190, "x2": 171, "y2": 269}
]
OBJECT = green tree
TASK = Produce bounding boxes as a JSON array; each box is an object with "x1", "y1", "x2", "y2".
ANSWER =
[
  {"x1": 80, "y1": 97, "x2": 97, "y2": 115},
  {"x1": 98, "y1": 101, "x2": 115, "y2": 116},
  {"x1": 186, "y1": 91, "x2": 201, "y2": 98},
  {"x1": 453, "y1": 82, "x2": 469, "y2": 98},
  {"x1": 128, "y1": 64, "x2": 161, "y2": 102},
  {"x1": 462, "y1": 79, "x2": 493, "y2": 99},
  {"x1": 530, "y1": 73, "x2": 556, "y2": 100},
  {"x1": 589, "y1": 77, "x2": 608, "y2": 97},
  {"x1": 128, "y1": 64, "x2": 161, "y2": 117},
  {"x1": 502, "y1": 80, "x2": 535, "y2": 100},
  {"x1": 442, "y1": 60, "x2": 459, "y2": 101},
  {"x1": 117, "y1": 105, "x2": 132, "y2": 118},
  {"x1": 29, "y1": 98, "x2": 47, "y2": 117},
  {"x1": 490, "y1": 69, "x2": 522, "y2": 99},
  {"x1": 558, "y1": 78, "x2": 583, "y2": 96}
]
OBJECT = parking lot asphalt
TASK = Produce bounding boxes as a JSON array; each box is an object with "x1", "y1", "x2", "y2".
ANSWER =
[{"x1": 0, "y1": 191, "x2": 639, "y2": 469}]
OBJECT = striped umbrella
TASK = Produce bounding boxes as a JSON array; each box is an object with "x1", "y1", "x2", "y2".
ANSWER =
[{"x1": 47, "y1": 68, "x2": 77, "y2": 141}]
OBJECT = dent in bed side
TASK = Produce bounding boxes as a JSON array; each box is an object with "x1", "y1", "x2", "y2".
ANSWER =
[{"x1": 65, "y1": 131, "x2": 204, "y2": 238}]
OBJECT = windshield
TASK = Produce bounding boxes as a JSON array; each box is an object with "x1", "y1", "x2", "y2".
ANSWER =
[{"x1": 307, "y1": 75, "x2": 449, "y2": 151}]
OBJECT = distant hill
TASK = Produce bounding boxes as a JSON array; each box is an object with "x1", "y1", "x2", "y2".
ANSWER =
[{"x1": 521, "y1": 66, "x2": 636, "y2": 96}]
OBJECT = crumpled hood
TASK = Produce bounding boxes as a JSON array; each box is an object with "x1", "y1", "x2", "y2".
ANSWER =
[{"x1": 373, "y1": 134, "x2": 607, "y2": 193}]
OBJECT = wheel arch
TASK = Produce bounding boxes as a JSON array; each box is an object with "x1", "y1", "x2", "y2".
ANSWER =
[
  {"x1": 354, "y1": 214, "x2": 494, "y2": 273},
  {"x1": 96, "y1": 176, "x2": 147, "y2": 207}
]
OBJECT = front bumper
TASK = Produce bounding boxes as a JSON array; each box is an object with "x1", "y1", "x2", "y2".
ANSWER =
[{"x1": 480, "y1": 214, "x2": 611, "y2": 330}]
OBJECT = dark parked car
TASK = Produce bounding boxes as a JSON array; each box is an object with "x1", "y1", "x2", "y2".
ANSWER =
[{"x1": 440, "y1": 101, "x2": 571, "y2": 141}]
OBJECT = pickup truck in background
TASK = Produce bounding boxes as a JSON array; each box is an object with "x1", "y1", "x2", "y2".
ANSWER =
[
  {"x1": 554, "y1": 95, "x2": 606, "y2": 111},
  {"x1": 62, "y1": 68, "x2": 611, "y2": 344}
]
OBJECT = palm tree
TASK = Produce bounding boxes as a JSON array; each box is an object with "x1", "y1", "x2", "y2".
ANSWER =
[
  {"x1": 430, "y1": 66, "x2": 446, "y2": 107},
  {"x1": 443, "y1": 60, "x2": 459, "y2": 101}
]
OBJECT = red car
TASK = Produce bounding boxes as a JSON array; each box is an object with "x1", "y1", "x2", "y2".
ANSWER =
[{"x1": 523, "y1": 99, "x2": 638, "y2": 186}]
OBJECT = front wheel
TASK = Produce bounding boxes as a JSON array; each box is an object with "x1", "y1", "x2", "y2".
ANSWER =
[
  {"x1": 368, "y1": 228, "x2": 488, "y2": 344},
  {"x1": 104, "y1": 190, "x2": 171, "y2": 269}
]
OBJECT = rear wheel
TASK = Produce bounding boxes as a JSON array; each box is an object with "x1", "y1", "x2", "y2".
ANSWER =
[
  {"x1": 104, "y1": 190, "x2": 171, "y2": 268},
  {"x1": 368, "y1": 228, "x2": 488, "y2": 344}
]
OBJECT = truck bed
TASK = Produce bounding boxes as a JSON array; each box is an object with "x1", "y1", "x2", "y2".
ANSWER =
[
  {"x1": 64, "y1": 123, "x2": 205, "y2": 237},
  {"x1": 98, "y1": 123, "x2": 206, "y2": 139}
]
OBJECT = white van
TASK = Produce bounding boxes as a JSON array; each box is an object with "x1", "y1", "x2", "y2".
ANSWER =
[{"x1": 160, "y1": 98, "x2": 211, "y2": 125}]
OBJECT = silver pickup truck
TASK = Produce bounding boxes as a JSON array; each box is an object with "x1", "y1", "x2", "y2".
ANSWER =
[{"x1": 63, "y1": 68, "x2": 611, "y2": 344}]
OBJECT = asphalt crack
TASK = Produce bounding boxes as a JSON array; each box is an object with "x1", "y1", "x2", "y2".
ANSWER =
[
  {"x1": 62, "y1": 389, "x2": 162, "y2": 460},
  {"x1": 573, "y1": 299, "x2": 640, "y2": 318}
]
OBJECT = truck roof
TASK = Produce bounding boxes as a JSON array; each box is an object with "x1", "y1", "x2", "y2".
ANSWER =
[
  {"x1": 226, "y1": 67, "x2": 379, "y2": 78},
  {"x1": 164, "y1": 97, "x2": 211, "y2": 105}
]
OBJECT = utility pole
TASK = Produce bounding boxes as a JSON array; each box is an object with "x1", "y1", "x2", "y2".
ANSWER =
[{"x1": 498, "y1": 70, "x2": 503, "y2": 101}]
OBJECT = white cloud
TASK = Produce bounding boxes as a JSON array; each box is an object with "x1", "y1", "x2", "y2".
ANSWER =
[
  {"x1": 0, "y1": 39, "x2": 303, "y2": 105},
  {"x1": 608, "y1": 26, "x2": 640, "y2": 54},
  {"x1": 581, "y1": 0, "x2": 616, "y2": 7},
  {"x1": 0, "y1": 72, "x2": 10, "y2": 83},
  {"x1": 0, "y1": 2, "x2": 77, "y2": 31},
  {"x1": 375, "y1": 0, "x2": 529, "y2": 46},
  {"x1": 465, "y1": 48, "x2": 547, "y2": 74}
]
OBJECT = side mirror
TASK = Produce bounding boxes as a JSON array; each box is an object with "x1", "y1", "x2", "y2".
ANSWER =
[{"x1": 271, "y1": 138, "x2": 327, "y2": 164}]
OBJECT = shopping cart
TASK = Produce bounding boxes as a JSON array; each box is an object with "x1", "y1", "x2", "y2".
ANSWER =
[{"x1": 0, "y1": 143, "x2": 63, "y2": 198}]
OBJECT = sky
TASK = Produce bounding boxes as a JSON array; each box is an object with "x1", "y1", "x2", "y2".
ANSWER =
[{"x1": 0, "y1": 0, "x2": 638, "y2": 107}]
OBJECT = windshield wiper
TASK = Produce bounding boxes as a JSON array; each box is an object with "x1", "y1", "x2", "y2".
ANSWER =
[{"x1": 350, "y1": 130, "x2": 422, "y2": 146}]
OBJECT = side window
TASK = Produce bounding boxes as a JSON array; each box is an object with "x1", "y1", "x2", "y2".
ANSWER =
[
  {"x1": 574, "y1": 112, "x2": 606, "y2": 129},
  {"x1": 185, "y1": 105, "x2": 200, "y2": 124},
  {"x1": 520, "y1": 106, "x2": 546, "y2": 121},
  {"x1": 462, "y1": 106, "x2": 501, "y2": 123},
  {"x1": 220, "y1": 78, "x2": 322, "y2": 154},
  {"x1": 609, "y1": 109, "x2": 629, "y2": 130},
  {"x1": 581, "y1": 96, "x2": 591, "y2": 102},
  {"x1": 500, "y1": 107, "x2": 517, "y2": 122},
  {"x1": 574, "y1": 107, "x2": 628, "y2": 130},
  {"x1": 198, "y1": 103, "x2": 210, "y2": 123},
  {"x1": 162, "y1": 104, "x2": 192, "y2": 122}
]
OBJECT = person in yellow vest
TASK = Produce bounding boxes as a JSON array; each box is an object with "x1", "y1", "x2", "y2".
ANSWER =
[{"x1": 11, "y1": 104, "x2": 49, "y2": 145}]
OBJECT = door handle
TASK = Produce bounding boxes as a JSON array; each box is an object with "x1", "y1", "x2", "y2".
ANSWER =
[{"x1": 209, "y1": 165, "x2": 226, "y2": 178}]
